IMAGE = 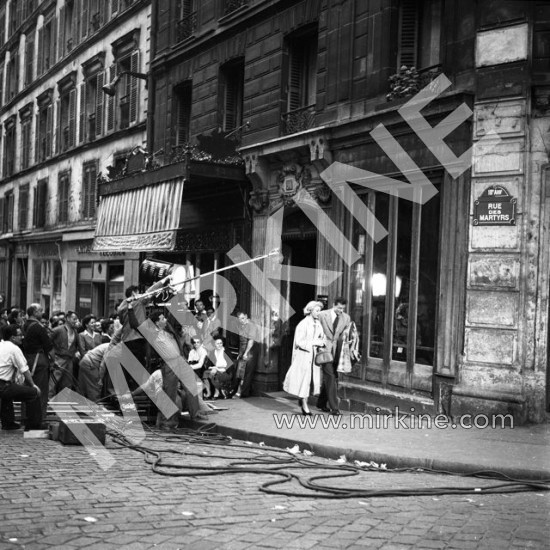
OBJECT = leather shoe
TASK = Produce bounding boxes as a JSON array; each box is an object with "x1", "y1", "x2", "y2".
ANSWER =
[
  {"x1": 329, "y1": 410, "x2": 342, "y2": 416},
  {"x1": 317, "y1": 406, "x2": 331, "y2": 413}
]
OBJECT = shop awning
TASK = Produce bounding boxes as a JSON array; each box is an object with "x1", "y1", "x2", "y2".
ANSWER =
[{"x1": 92, "y1": 177, "x2": 184, "y2": 252}]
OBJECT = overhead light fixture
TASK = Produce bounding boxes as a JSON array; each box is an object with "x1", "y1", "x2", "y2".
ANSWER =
[{"x1": 102, "y1": 70, "x2": 149, "y2": 96}]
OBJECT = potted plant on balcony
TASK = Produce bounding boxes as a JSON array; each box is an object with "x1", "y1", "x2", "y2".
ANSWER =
[{"x1": 386, "y1": 65, "x2": 420, "y2": 102}]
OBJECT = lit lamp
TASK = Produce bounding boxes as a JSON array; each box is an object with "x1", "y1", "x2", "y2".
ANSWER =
[
  {"x1": 102, "y1": 70, "x2": 149, "y2": 96},
  {"x1": 372, "y1": 273, "x2": 402, "y2": 298}
]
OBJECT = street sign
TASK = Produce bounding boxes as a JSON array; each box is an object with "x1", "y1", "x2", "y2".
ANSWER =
[{"x1": 473, "y1": 185, "x2": 516, "y2": 226}]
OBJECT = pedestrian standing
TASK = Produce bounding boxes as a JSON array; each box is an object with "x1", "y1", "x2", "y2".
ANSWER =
[
  {"x1": 316, "y1": 297, "x2": 351, "y2": 415},
  {"x1": 50, "y1": 311, "x2": 83, "y2": 398},
  {"x1": 79, "y1": 314, "x2": 102, "y2": 353},
  {"x1": 231, "y1": 311, "x2": 258, "y2": 398},
  {"x1": 0, "y1": 325, "x2": 42, "y2": 430},
  {"x1": 283, "y1": 301, "x2": 326, "y2": 415},
  {"x1": 22, "y1": 304, "x2": 56, "y2": 427}
]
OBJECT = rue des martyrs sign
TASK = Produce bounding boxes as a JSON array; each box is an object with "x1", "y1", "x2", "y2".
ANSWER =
[{"x1": 473, "y1": 186, "x2": 516, "y2": 226}]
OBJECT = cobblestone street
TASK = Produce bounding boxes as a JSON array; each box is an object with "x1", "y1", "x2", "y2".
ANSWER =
[{"x1": 1, "y1": 430, "x2": 548, "y2": 550}]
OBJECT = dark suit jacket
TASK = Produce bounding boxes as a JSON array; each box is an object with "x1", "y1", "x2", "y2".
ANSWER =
[
  {"x1": 318, "y1": 309, "x2": 351, "y2": 354},
  {"x1": 51, "y1": 325, "x2": 84, "y2": 359}
]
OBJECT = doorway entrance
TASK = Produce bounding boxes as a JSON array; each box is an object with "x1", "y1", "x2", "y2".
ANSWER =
[{"x1": 278, "y1": 210, "x2": 318, "y2": 387}]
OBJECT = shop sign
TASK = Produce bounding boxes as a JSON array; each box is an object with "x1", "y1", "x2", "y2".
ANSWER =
[
  {"x1": 75, "y1": 244, "x2": 125, "y2": 257},
  {"x1": 473, "y1": 186, "x2": 516, "y2": 226}
]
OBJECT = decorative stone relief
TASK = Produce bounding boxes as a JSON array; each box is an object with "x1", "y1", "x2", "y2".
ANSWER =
[
  {"x1": 93, "y1": 231, "x2": 177, "y2": 252},
  {"x1": 271, "y1": 163, "x2": 312, "y2": 210}
]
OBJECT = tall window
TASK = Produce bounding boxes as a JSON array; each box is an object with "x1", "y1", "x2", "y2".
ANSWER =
[
  {"x1": 220, "y1": 59, "x2": 244, "y2": 133},
  {"x1": 0, "y1": 5, "x2": 6, "y2": 46},
  {"x1": 347, "y1": 183, "x2": 441, "y2": 390},
  {"x1": 57, "y1": 76, "x2": 77, "y2": 153},
  {"x1": 20, "y1": 106, "x2": 33, "y2": 170},
  {"x1": 283, "y1": 27, "x2": 318, "y2": 134},
  {"x1": 18, "y1": 184, "x2": 29, "y2": 231},
  {"x1": 106, "y1": 50, "x2": 141, "y2": 132},
  {"x1": 397, "y1": 0, "x2": 442, "y2": 70},
  {"x1": 3, "y1": 117, "x2": 16, "y2": 177},
  {"x1": 59, "y1": 0, "x2": 76, "y2": 57},
  {"x1": 36, "y1": 91, "x2": 53, "y2": 163},
  {"x1": 80, "y1": 71, "x2": 104, "y2": 142},
  {"x1": 8, "y1": 0, "x2": 22, "y2": 36},
  {"x1": 82, "y1": 161, "x2": 97, "y2": 219},
  {"x1": 1, "y1": 191, "x2": 14, "y2": 233},
  {"x1": 37, "y1": 13, "x2": 57, "y2": 76},
  {"x1": 58, "y1": 171, "x2": 70, "y2": 224},
  {"x1": 173, "y1": 81, "x2": 192, "y2": 147},
  {"x1": 6, "y1": 45, "x2": 20, "y2": 101},
  {"x1": 33, "y1": 178, "x2": 48, "y2": 228},
  {"x1": 0, "y1": 62, "x2": 4, "y2": 108},
  {"x1": 24, "y1": 30, "x2": 35, "y2": 87},
  {"x1": 176, "y1": 0, "x2": 196, "y2": 42}
]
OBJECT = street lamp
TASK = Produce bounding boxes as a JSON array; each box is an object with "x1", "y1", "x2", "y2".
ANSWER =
[{"x1": 102, "y1": 70, "x2": 149, "y2": 96}]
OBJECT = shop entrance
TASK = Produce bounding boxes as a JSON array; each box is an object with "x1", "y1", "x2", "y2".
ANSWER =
[{"x1": 278, "y1": 211, "x2": 318, "y2": 386}]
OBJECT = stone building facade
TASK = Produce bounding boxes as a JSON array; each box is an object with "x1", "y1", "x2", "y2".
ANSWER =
[
  {"x1": 0, "y1": 0, "x2": 149, "y2": 316},
  {"x1": 94, "y1": 0, "x2": 549, "y2": 423}
]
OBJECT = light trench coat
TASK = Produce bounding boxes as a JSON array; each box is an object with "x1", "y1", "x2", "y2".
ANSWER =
[{"x1": 283, "y1": 315, "x2": 326, "y2": 398}]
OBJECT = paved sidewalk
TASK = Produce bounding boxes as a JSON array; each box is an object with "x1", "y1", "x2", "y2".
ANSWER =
[{"x1": 192, "y1": 393, "x2": 550, "y2": 481}]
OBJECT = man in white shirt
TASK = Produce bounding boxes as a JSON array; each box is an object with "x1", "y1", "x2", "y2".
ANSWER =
[{"x1": 0, "y1": 325, "x2": 42, "y2": 430}]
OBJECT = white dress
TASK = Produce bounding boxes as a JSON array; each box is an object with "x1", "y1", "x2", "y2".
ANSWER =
[{"x1": 283, "y1": 316, "x2": 325, "y2": 398}]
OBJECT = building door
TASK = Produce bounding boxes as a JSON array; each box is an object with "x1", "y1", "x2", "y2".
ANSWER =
[{"x1": 278, "y1": 211, "x2": 318, "y2": 381}]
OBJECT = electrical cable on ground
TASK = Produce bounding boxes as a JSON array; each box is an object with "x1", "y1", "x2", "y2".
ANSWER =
[{"x1": 106, "y1": 426, "x2": 550, "y2": 500}]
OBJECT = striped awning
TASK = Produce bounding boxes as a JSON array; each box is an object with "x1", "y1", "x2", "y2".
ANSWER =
[{"x1": 92, "y1": 177, "x2": 184, "y2": 252}]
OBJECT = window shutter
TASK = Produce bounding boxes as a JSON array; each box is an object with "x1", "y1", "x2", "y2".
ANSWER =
[
  {"x1": 106, "y1": 64, "x2": 116, "y2": 131},
  {"x1": 288, "y1": 48, "x2": 304, "y2": 111},
  {"x1": 6, "y1": 193, "x2": 13, "y2": 232},
  {"x1": 25, "y1": 33, "x2": 34, "y2": 86},
  {"x1": 73, "y1": 0, "x2": 81, "y2": 46},
  {"x1": 81, "y1": 0, "x2": 89, "y2": 40},
  {"x1": 78, "y1": 82, "x2": 86, "y2": 143},
  {"x1": 49, "y1": 17, "x2": 57, "y2": 69},
  {"x1": 59, "y1": 6, "x2": 66, "y2": 58},
  {"x1": 82, "y1": 165, "x2": 89, "y2": 218},
  {"x1": 0, "y1": 197, "x2": 4, "y2": 234},
  {"x1": 129, "y1": 50, "x2": 140, "y2": 125},
  {"x1": 68, "y1": 88, "x2": 76, "y2": 147},
  {"x1": 176, "y1": 84, "x2": 191, "y2": 145},
  {"x1": 96, "y1": 71, "x2": 105, "y2": 136},
  {"x1": 37, "y1": 26, "x2": 43, "y2": 76},
  {"x1": 46, "y1": 104, "x2": 53, "y2": 158},
  {"x1": 18, "y1": 186, "x2": 28, "y2": 231},
  {"x1": 54, "y1": 98, "x2": 61, "y2": 154},
  {"x1": 0, "y1": 62, "x2": 4, "y2": 108},
  {"x1": 398, "y1": 0, "x2": 418, "y2": 68},
  {"x1": 111, "y1": 0, "x2": 119, "y2": 17},
  {"x1": 38, "y1": 179, "x2": 47, "y2": 228}
]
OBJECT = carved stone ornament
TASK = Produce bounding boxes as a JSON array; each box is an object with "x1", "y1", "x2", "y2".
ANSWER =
[
  {"x1": 249, "y1": 189, "x2": 269, "y2": 213},
  {"x1": 276, "y1": 163, "x2": 312, "y2": 207},
  {"x1": 311, "y1": 182, "x2": 332, "y2": 204}
]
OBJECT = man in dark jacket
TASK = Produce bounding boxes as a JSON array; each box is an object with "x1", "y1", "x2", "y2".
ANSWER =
[{"x1": 22, "y1": 304, "x2": 56, "y2": 427}]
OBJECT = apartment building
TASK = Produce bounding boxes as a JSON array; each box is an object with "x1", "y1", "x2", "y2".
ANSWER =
[{"x1": 0, "y1": 0, "x2": 150, "y2": 317}]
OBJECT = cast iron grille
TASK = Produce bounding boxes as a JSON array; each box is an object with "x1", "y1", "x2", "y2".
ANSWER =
[
  {"x1": 282, "y1": 104, "x2": 316, "y2": 135},
  {"x1": 224, "y1": 0, "x2": 248, "y2": 15},
  {"x1": 176, "y1": 11, "x2": 197, "y2": 42}
]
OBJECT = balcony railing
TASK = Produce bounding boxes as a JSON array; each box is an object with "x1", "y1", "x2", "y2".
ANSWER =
[
  {"x1": 176, "y1": 11, "x2": 197, "y2": 42},
  {"x1": 282, "y1": 104, "x2": 316, "y2": 135},
  {"x1": 224, "y1": 0, "x2": 248, "y2": 16}
]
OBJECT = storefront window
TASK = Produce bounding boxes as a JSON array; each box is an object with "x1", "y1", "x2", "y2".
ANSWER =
[
  {"x1": 77, "y1": 262, "x2": 93, "y2": 317},
  {"x1": 77, "y1": 261, "x2": 125, "y2": 318},
  {"x1": 349, "y1": 182, "x2": 441, "y2": 387},
  {"x1": 32, "y1": 260, "x2": 42, "y2": 303},
  {"x1": 52, "y1": 261, "x2": 62, "y2": 312},
  {"x1": 107, "y1": 264, "x2": 124, "y2": 315}
]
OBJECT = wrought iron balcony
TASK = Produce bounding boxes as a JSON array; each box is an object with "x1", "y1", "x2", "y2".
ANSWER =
[
  {"x1": 176, "y1": 11, "x2": 197, "y2": 42},
  {"x1": 282, "y1": 104, "x2": 316, "y2": 135},
  {"x1": 224, "y1": 0, "x2": 248, "y2": 15}
]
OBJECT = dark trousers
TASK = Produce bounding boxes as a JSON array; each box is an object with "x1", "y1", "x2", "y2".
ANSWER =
[
  {"x1": 234, "y1": 353, "x2": 257, "y2": 398},
  {"x1": 316, "y1": 362, "x2": 339, "y2": 411},
  {"x1": 0, "y1": 380, "x2": 41, "y2": 428},
  {"x1": 24, "y1": 353, "x2": 50, "y2": 426}
]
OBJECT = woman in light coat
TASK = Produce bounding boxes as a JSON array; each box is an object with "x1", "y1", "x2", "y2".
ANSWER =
[{"x1": 283, "y1": 301, "x2": 326, "y2": 415}]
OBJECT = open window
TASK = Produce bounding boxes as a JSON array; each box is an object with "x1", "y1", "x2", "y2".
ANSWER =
[{"x1": 220, "y1": 58, "x2": 244, "y2": 133}]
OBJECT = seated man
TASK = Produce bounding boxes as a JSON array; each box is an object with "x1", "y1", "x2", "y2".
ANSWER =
[{"x1": 0, "y1": 325, "x2": 42, "y2": 430}]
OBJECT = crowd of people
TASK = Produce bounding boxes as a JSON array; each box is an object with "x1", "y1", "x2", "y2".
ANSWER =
[{"x1": 0, "y1": 282, "x2": 360, "y2": 432}]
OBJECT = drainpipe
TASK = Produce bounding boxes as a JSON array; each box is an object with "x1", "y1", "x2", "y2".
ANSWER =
[{"x1": 146, "y1": 0, "x2": 158, "y2": 151}]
